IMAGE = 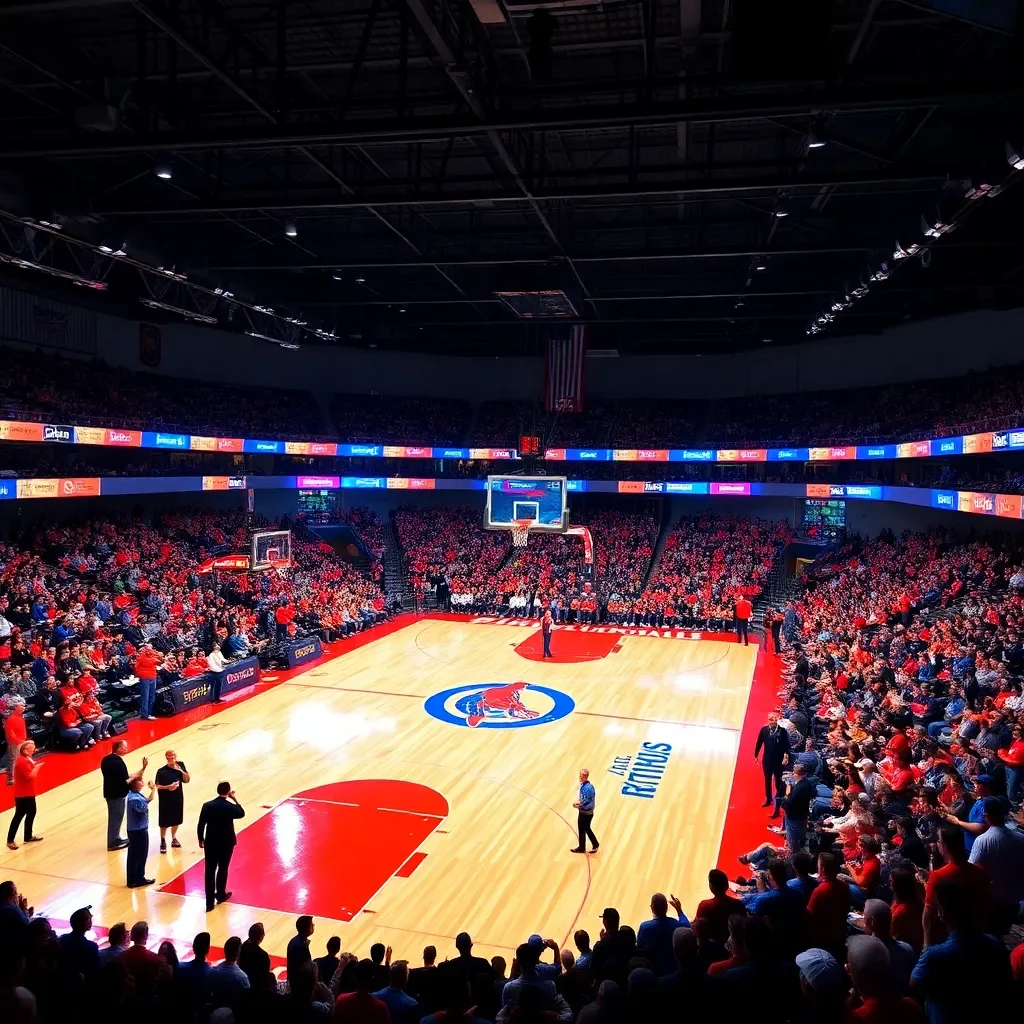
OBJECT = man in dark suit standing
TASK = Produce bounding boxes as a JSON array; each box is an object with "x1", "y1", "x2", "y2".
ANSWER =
[
  {"x1": 197, "y1": 781, "x2": 245, "y2": 912},
  {"x1": 541, "y1": 609, "x2": 554, "y2": 659},
  {"x1": 753, "y1": 712, "x2": 791, "y2": 818}
]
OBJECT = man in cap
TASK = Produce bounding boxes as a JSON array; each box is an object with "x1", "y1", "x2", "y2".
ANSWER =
[{"x1": 794, "y1": 948, "x2": 846, "y2": 1019}]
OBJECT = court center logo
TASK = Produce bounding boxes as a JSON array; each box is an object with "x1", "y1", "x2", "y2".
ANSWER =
[{"x1": 424, "y1": 681, "x2": 574, "y2": 729}]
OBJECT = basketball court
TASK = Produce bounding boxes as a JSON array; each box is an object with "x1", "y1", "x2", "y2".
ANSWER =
[{"x1": 0, "y1": 616, "x2": 758, "y2": 965}]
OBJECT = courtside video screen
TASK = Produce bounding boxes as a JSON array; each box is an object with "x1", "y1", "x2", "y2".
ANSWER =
[{"x1": 486, "y1": 475, "x2": 567, "y2": 533}]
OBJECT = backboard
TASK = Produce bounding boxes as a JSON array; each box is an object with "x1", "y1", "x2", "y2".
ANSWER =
[{"x1": 485, "y1": 475, "x2": 567, "y2": 534}]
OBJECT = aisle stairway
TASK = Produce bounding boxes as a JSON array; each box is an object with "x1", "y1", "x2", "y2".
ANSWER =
[{"x1": 383, "y1": 516, "x2": 412, "y2": 607}]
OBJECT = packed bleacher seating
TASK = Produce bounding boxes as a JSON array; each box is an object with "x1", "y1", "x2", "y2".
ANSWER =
[
  {"x1": 393, "y1": 505, "x2": 510, "y2": 606},
  {"x1": 631, "y1": 514, "x2": 793, "y2": 628},
  {"x1": 7, "y1": 344, "x2": 1024, "y2": 456},
  {"x1": 0, "y1": 346, "x2": 327, "y2": 439},
  {"x1": 331, "y1": 393, "x2": 470, "y2": 445},
  {"x1": 707, "y1": 363, "x2": 1024, "y2": 447},
  {"x1": 341, "y1": 507, "x2": 386, "y2": 565},
  {"x1": 0, "y1": 511, "x2": 388, "y2": 755}
]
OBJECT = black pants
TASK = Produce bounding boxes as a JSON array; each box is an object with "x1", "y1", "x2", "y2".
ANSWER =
[
  {"x1": 577, "y1": 812, "x2": 599, "y2": 850},
  {"x1": 763, "y1": 763, "x2": 786, "y2": 805},
  {"x1": 542, "y1": 631, "x2": 552, "y2": 657},
  {"x1": 205, "y1": 846, "x2": 234, "y2": 905},
  {"x1": 736, "y1": 619, "x2": 749, "y2": 645},
  {"x1": 126, "y1": 828, "x2": 149, "y2": 886},
  {"x1": 7, "y1": 797, "x2": 36, "y2": 843},
  {"x1": 770, "y1": 623, "x2": 782, "y2": 653}
]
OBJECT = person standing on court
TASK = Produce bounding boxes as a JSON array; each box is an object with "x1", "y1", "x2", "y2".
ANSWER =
[
  {"x1": 197, "y1": 781, "x2": 246, "y2": 912},
  {"x1": 101, "y1": 739, "x2": 148, "y2": 851},
  {"x1": 754, "y1": 711, "x2": 791, "y2": 817},
  {"x1": 734, "y1": 594, "x2": 752, "y2": 646},
  {"x1": 125, "y1": 776, "x2": 156, "y2": 887},
  {"x1": 541, "y1": 608, "x2": 554, "y2": 659},
  {"x1": 570, "y1": 768, "x2": 599, "y2": 854},
  {"x1": 154, "y1": 749, "x2": 189, "y2": 854},
  {"x1": 6, "y1": 740, "x2": 44, "y2": 850}
]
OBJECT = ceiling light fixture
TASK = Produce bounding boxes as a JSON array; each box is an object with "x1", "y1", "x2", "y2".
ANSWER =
[
  {"x1": 773, "y1": 203, "x2": 789, "y2": 218},
  {"x1": 1006, "y1": 141, "x2": 1024, "y2": 172},
  {"x1": 284, "y1": 222, "x2": 298, "y2": 238},
  {"x1": 807, "y1": 132, "x2": 826, "y2": 149},
  {"x1": 155, "y1": 165, "x2": 172, "y2": 180},
  {"x1": 139, "y1": 298, "x2": 217, "y2": 324}
]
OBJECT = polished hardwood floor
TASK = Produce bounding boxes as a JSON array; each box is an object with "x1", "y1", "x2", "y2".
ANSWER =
[{"x1": 0, "y1": 619, "x2": 756, "y2": 965}]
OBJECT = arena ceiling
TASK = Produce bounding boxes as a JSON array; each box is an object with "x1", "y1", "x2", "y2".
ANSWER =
[{"x1": 0, "y1": 0, "x2": 1021, "y2": 355}]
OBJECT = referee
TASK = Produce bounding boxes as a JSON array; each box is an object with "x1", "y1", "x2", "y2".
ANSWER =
[{"x1": 570, "y1": 768, "x2": 599, "y2": 854}]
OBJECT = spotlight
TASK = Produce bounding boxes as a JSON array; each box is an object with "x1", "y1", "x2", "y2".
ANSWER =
[
  {"x1": 773, "y1": 204, "x2": 789, "y2": 218},
  {"x1": 1006, "y1": 141, "x2": 1024, "y2": 172},
  {"x1": 155, "y1": 165, "x2": 172, "y2": 180},
  {"x1": 807, "y1": 132, "x2": 826, "y2": 150},
  {"x1": 399, "y1": 307, "x2": 407, "y2": 313},
  {"x1": 755, "y1": 262, "x2": 766, "y2": 271},
  {"x1": 284, "y1": 222, "x2": 298, "y2": 238},
  {"x1": 355, "y1": 275, "x2": 366, "y2": 284},
  {"x1": 332, "y1": 272, "x2": 343, "y2": 281}
]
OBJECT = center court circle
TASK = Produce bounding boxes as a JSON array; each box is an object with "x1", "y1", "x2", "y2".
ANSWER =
[{"x1": 424, "y1": 681, "x2": 575, "y2": 729}]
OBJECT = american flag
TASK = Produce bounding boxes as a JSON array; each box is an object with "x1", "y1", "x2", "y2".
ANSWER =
[{"x1": 544, "y1": 324, "x2": 587, "y2": 413}]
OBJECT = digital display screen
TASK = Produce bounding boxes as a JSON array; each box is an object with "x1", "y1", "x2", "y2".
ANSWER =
[
  {"x1": 486, "y1": 475, "x2": 567, "y2": 531},
  {"x1": 802, "y1": 498, "x2": 846, "y2": 539},
  {"x1": 298, "y1": 488, "x2": 338, "y2": 522}
]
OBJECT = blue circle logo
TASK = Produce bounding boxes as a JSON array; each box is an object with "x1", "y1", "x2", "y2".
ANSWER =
[{"x1": 424, "y1": 682, "x2": 575, "y2": 729}]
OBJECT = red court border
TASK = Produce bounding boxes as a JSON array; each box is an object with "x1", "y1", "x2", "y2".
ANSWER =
[{"x1": 3, "y1": 612, "x2": 776, "y2": 876}]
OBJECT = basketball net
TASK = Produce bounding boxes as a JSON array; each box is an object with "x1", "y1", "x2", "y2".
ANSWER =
[
  {"x1": 511, "y1": 520, "x2": 532, "y2": 549},
  {"x1": 269, "y1": 559, "x2": 291, "y2": 578}
]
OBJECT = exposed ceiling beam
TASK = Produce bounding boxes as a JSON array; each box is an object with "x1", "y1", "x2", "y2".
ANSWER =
[
  {"x1": 94, "y1": 168, "x2": 952, "y2": 216},
  {"x1": 2, "y1": 81, "x2": 1015, "y2": 158}
]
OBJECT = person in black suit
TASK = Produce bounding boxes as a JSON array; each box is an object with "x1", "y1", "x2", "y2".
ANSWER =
[
  {"x1": 753, "y1": 712, "x2": 791, "y2": 817},
  {"x1": 197, "y1": 780, "x2": 245, "y2": 912}
]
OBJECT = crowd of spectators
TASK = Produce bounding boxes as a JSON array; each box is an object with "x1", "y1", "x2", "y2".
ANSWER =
[
  {"x1": 331, "y1": 394, "x2": 470, "y2": 445},
  {"x1": 707, "y1": 363, "x2": 1024, "y2": 447},
  {"x1": 394, "y1": 506, "x2": 510, "y2": 606},
  {"x1": 633, "y1": 515, "x2": 792, "y2": 629},
  {"x1": 4, "y1": 511, "x2": 1024, "y2": 1022},
  {"x1": 0, "y1": 347, "x2": 326, "y2": 439},
  {"x1": 8, "y1": 345, "x2": 1024, "y2": 470},
  {"x1": 0, "y1": 510, "x2": 389, "y2": 756},
  {"x1": 705, "y1": 522, "x2": 1024, "y2": 1020}
]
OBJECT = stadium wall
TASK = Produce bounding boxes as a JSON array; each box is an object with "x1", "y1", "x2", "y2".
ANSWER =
[{"x1": 74, "y1": 303, "x2": 1024, "y2": 401}]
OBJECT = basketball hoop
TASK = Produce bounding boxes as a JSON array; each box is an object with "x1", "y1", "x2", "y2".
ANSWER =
[
  {"x1": 511, "y1": 520, "x2": 533, "y2": 549},
  {"x1": 269, "y1": 559, "x2": 291, "y2": 577}
]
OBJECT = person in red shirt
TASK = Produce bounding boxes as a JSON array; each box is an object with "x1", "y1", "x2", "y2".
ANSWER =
[
  {"x1": 121, "y1": 921, "x2": 169, "y2": 995},
  {"x1": 695, "y1": 868, "x2": 747, "y2": 944},
  {"x1": 4, "y1": 697, "x2": 28, "y2": 785},
  {"x1": 806, "y1": 852, "x2": 852, "y2": 958},
  {"x1": 274, "y1": 601, "x2": 295, "y2": 642},
  {"x1": 334, "y1": 958, "x2": 390, "y2": 1024},
  {"x1": 840, "y1": 835, "x2": 882, "y2": 907},
  {"x1": 134, "y1": 644, "x2": 161, "y2": 721},
  {"x1": 6, "y1": 740, "x2": 43, "y2": 849},
  {"x1": 734, "y1": 595, "x2": 753, "y2": 646},
  {"x1": 56, "y1": 694, "x2": 95, "y2": 750},
  {"x1": 996, "y1": 722, "x2": 1024, "y2": 806},
  {"x1": 923, "y1": 825, "x2": 990, "y2": 944}
]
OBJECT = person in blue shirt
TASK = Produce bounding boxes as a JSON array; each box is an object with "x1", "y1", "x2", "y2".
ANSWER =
[
  {"x1": 373, "y1": 961, "x2": 421, "y2": 1024},
  {"x1": 59, "y1": 906, "x2": 99, "y2": 981},
  {"x1": 785, "y1": 850, "x2": 819, "y2": 905},
  {"x1": 176, "y1": 932, "x2": 213, "y2": 1013},
  {"x1": 570, "y1": 768, "x2": 599, "y2": 854},
  {"x1": 745, "y1": 860, "x2": 804, "y2": 952},
  {"x1": 636, "y1": 893, "x2": 691, "y2": 976},
  {"x1": 910, "y1": 878, "x2": 1012, "y2": 1023},
  {"x1": 125, "y1": 776, "x2": 156, "y2": 888},
  {"x1": 946, "y1": 774, "x2": 996, "y2": 854}
]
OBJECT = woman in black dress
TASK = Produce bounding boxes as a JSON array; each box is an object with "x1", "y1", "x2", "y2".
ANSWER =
[{"x1": 154, "y1": 749, "x2": 190, "y2": 853}]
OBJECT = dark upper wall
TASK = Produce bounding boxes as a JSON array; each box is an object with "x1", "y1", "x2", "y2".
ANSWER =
[{"x1": 87, "y1": 304, "x2": 1024, "y2": 402}]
